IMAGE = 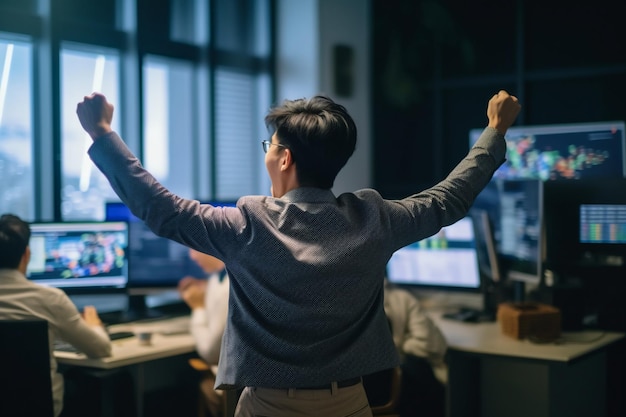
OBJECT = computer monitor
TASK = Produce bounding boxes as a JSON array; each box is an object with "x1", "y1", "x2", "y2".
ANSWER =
[
  {"x1": 26, "y1": 221, "x2": 129, "y2": 294},
  {"x1": 472, "y1": 178, "x2": 544, "y2": 302},
  {"x1": 105, "y1": 202, "x2": 205, "y2": 292},
  {"x1": 543, "y1": 178, "x2": 626, "y2": 272},
  {"x1": 469, "y1": 208, "x2": 502, "y2": 317},
  {"x1": 470, "y1": 208, "x2": 501, "y2": 284},
  {"x1": 469, "y1": 121, "x2": 626, "y2": 181},
  {"x1": 497, "y1": 179, "x2": 544, "y2": 285},
  {"x1": 105, "y1": 200, "x2": 236, "y2": 320},
  {"x1": 386, "y1": 217, "x2": 481, "y2": 291}
]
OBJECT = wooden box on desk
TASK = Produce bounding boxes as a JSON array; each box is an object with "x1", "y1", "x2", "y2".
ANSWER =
[{"x1": 497, "y1": 302, "x2": 561, "y2": 340}]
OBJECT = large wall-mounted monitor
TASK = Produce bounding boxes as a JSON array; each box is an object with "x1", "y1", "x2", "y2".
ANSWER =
[
  {"x1": 386, "y1": 217, "x2": 481, "y2": 291},
  {"x1": 27, "y1": 221, "x2": 129, "y2": 294},
  {"x1": 469, "y1": 121, "x2": 626, "y2": 181}
]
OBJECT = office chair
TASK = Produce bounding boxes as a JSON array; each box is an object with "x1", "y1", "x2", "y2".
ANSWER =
[
  {"x1": 0, "y1": 319, "x2": 54, "y2": 417},
  {"x1": 188, "y1": 357, "x2": 241, "y2": 417},
  {"x1": 363, "y1": 366, "x2": 403, "y2": 417}
]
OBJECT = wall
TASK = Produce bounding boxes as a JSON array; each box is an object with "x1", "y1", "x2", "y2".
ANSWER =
[
  {"x1": 371, "y1": 0, "x2": 626, "y2": 198},
  {"x1": 275, "y1": 0, "x2": 372, "y2": 194}
]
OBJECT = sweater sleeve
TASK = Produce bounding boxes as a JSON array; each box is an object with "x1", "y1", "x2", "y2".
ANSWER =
[{"x1": 50, "y1": 291, "x2": 112, "y2": 358}]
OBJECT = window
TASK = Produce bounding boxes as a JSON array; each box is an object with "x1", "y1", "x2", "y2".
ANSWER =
[
  {"x1": 0, "y1": 37, "x2": 34, "y2": 219},
  {"x1": 214, "y1": 68, "x2": 271, "y2": 199},
  {"x1": 0, "y1": 1, "x2": 274, "y2": 221},
  {"x1": 212, "y1": 0, "x2": 273, "y2": 200},
  {"x1": 60, "y1": 45, "x2": 121, "y2": 221},
  {"x1": 143, "y1": 55, "x2": 197, "y2": 198}
]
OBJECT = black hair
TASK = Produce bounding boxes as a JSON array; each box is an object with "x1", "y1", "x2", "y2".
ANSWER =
[
  {"x1": 0, "y1": 214, "x2": 31, "y2": 269},
  {"x1": 264, "y1": 95, "x2": 357, "y2": 189}
]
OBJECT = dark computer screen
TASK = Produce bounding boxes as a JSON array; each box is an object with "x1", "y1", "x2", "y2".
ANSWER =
[
  {"x1": 473, "y1": 179, "x2": 544, "y2": 285},
  {"x1": 470, "y1": 208, "x2": 501, "y2": 283},
  {"x1": 104, "y1": 200, "x2": 238, "y2": 321},
  {"x1": 105, "y1": 200, "x2": 236, "y2": 291},
  {"x1": 105, "y1": 202, "x2": 200, "y2": 291},
  {"x1": 386, "y1": 217, "x2": 481, "y2": 291},
  {"x1": 543, "y1": 178, "x2": 626, "y2": 270},
  {"x1": 26, "y1": 221, "x2": 129, "y2": 294},
  {"x1": 469, "y1": 121, "x2": 626, "y2": 181},
  {"x1": 469, "y1": 208, "x2": 502, "y2": 316}
]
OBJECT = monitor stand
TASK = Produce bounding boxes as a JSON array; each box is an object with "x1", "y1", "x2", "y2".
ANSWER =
[
  {"x1": 512, "y1": 280, "x2": 526, "y2": 303},
  {"x1": 441, "y1": 277, "x2": 499, "y2": 323},
  {"x1": 115, "y1": 295, "x2": 168, "y2": 323},
  {"x1": 100, "y1": 294, "x2": 167, "y2": 325}
]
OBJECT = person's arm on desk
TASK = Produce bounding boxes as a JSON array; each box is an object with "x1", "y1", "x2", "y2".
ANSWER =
[{"x1": 54, "y1": 300, "x2": 112, "y2": 358}]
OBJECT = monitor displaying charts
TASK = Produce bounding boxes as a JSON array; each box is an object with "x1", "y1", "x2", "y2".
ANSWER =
[{"x1": 386, "y1": 217, "x2": 481, "y2": 291}]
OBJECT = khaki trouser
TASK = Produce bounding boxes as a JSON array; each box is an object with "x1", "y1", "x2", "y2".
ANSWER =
[{"x1": 235, "y1": 382, "x2": 372, "y2": 417}]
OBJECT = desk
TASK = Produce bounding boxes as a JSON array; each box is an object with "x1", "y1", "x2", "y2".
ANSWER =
[
  {"x1": 55, "y1": 317, "x2": 198, "y2": 417},
  {"x1": 432, "y1": 313, "x2": 625, "y2": 417}
]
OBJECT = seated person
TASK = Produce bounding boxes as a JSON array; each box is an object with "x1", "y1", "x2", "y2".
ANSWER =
[
  {"x1": 0, "y1": 214, "x2": 112, "y2": 417},
  {"x1": 384, "y1": 279, "x2": 447, "y2": 417},
  {"x1": 178, "y1": 249, "x2": 229, "y2": 417}
]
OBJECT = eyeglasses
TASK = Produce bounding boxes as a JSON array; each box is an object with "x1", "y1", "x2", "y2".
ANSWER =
[{"x1": 261, "y1": 140, "x2": 287, "y2": 153}]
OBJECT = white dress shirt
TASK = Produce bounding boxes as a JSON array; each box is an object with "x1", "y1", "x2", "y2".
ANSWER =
[
  {"x1": 189, "y1": 271, "x2": 229, "y2": 374},
  {"x1": 0, "y1": 269, "x2": 112, "y2": 417},
  {"x1": 383, "y1": 282, "x2": 448, "y2": 383}
]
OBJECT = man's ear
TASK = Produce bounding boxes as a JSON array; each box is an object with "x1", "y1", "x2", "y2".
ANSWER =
[
  {"x1": 20, "y1": 245, "x2": 31, "y2": 273},
  {"x1": 280, "y1": 148, "x2": 294, "y2": 172}
]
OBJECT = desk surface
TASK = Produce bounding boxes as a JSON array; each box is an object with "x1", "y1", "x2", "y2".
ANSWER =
[
  {"x1": 56, "y1": 311, "x2": 626, "y2": 368},
  {"x1": 431, "y1": 312, "x2": 625, "y2": 362},
  {"x1": 55, "y1": 316, "x2": 196, "y2": 369}
]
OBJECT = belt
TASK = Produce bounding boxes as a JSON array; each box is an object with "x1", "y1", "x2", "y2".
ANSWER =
[{"x1": 296, "y1": 377, "x2": 362, "y2": 390}]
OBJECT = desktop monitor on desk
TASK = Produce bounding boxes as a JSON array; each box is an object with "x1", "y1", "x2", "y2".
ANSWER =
[
  {"x1": 472, "y1": 178, "x2": 544, "y2": 302},
  {"x1": 470, "y1": 208, "x2": 502, "y2": 315},
  {"x1": 386, "y1": 216, "x2": 499, "y2": 322},
  {"x1": 105, "y1": 202, "x2": 205, "y2": 291},
  {"x1": 541, "y1": 178, "x2": 626, "y2": 331},
  {"x1": 497, "y1": 179, "x2": 544, "y2": 287},
  {"x1": 386, "y1": 217, "x2": 481, "y2": 291},
  {"x1": 543, "y1": 178, "x2": 626, "y2": 272},
  {"x1": 105, "y1": 200, "x2": 236, "y2": 320},
  {"x1": 26, "y1": 221, "x2": 129, "y2": 294}
]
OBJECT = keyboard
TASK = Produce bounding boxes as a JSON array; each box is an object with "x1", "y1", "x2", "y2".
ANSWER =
[
  {"x1": 442, "y1": 307, "x2": 495, "y2": 323},
  {"x1": 109, "y1": 331, "x2": 135, "y2": 340},
  {"x1": 53, "y1": 339, "x2": 81, "y2": 353},
  {"x1": 54, "y1": 331, "x2": 135, "y2": 353}
]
